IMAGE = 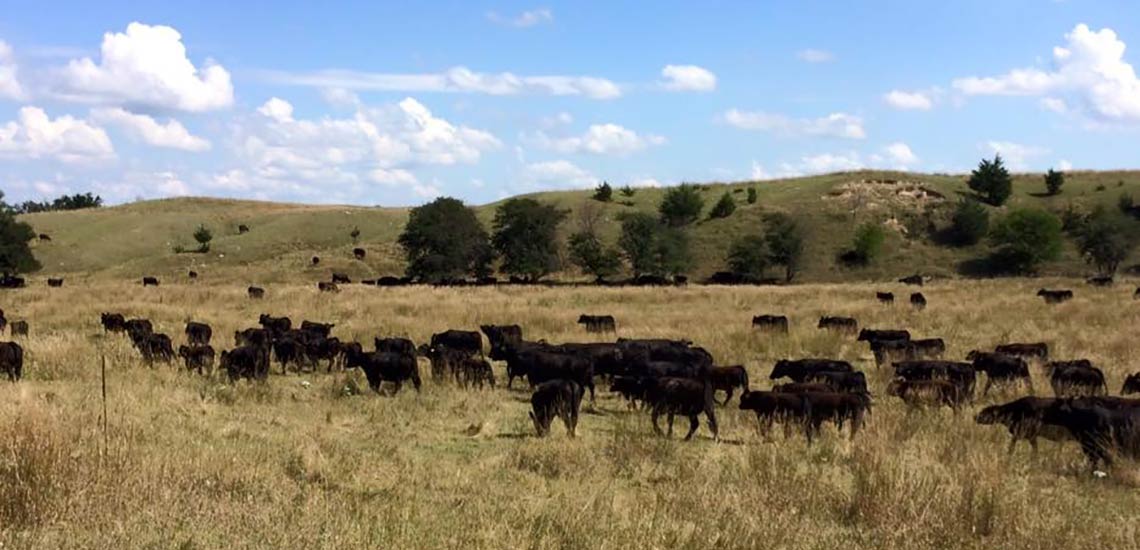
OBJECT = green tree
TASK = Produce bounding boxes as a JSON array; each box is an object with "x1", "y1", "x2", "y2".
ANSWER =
[
  {"x1": 968, "y1": 155, "x2": 1013, "y2": 206},
  {"x1": 618, "y1": 212, "x2": 659, "y2": 276},
  {"x1": 708, "y1": 191, "x2": 736, "y2": 219},
  {"x1": 592, "y1": 182, "x2": 613, "y2": 202},
  {"x1": 726, "y1": 234, "x2": 768, "y2": 278},
  {"x1": 659, "y1": 184, "x2": 704, "y2": 227},
  {"x1": 491, "y1": 198, "x2": 567, "y2": 281},
  {"x1": 398, "y1": 197, "x2": 493, "y2": 283},
  {"x1": 764, "y1": 213, "x2": 805, "y2": 281},
  {"x1": 619, "y1": 185, "x2": 636, "y2": 198},
  {"x1": 654, "y1": 225, "x2": 692, "y2": 276},
  {"x1": 845, "y1": 222, "x2": 886, "y2": 265},
  {"x1": 989, "y1": 209, "x2": 1063, "y2": 274},
  {"x1": 746, "y1": 187, "x2": 758, "y2": 205},
  {"x1": 1044, "y1": 168, "x2": 1064, "y2": 196},
  {"x1": 949, "y1": 198, "x2": 989, "y2": 246},
  {"x1": 0, "y1": 193, "x2": 40, "y2": 274},
  {"x1": 193, "y1": 224, "x2": 212, "y2": 253},
  {"x1": 1075, "y1": 207, "x2": 1134, "y2": 275},
  {"x1": 567, "y1": 232, "x2": 622, "y2": 281}
]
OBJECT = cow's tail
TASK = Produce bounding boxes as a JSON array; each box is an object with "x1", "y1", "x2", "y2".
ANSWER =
[{"x1": 739, "y1": 366, "x2": 750, "y2": 395}]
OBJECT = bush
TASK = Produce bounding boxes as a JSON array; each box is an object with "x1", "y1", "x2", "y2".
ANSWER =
[
  {"x1": 1044, "y1": 169, "x2": 1064, "y2": 196},
  {"x1": 764, "y1": 213, "x2": 804, "y2": 282},
  {"x1": 659, "y1": 184, "x2": 704, "y2": 227},
  {"x1": 491, "y1": 199, "x2": 568, "y2": 281},
  {"x1": 567, "y1": 232, "x2": 622, "y2": 281},
  {"x1": 619, "y1": 185, "x2": 636, "y2": 198},
  {"x1": 398, "y1": 197, "x2": 494, "y2": 283},
  {"x1": 1075, "y1": 207, "x2": 1134, "y2": 275},
  {"x1": 747, "y1": 187, "x2": 758, "y2": 204},
  {"x1": 0, "y1": 192, "x2": 41, "y2": 274},
  {"x1": 726, "y1": 234, "x2": 768, "y2": 278},
  {"x1": 968, "y1": 155, "x2": 1013, "y2": 206},
  {"x1": 193, "y1": 224, "x2": 212, "y2": 253},
  {"x1": 949, "y1": 199, "x2": 989, "y2": 246},
  {"x1": 842, "y1": 223, "x2": 886, "y2": 266},
  {"x1": 708, "y1": 192, "x2": 736, "y2": 219},
  {"x1": 618, "y1": 212, "x2": 691, "y2": 276},
  {"x1": 988, "y1": 209, "x2": 1063, "y2": 274},
  {"x1": 592, "y1": 182, "x2": 613, "y2": 203}
]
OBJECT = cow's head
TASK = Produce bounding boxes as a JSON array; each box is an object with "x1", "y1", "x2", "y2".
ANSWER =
[{"x1": 1122, "y1": 374, "x2": 1140, "y2": 395}]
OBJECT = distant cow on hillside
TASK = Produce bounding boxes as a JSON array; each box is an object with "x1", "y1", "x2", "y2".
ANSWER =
[
  {"x1": 188, "y1": 270, "x2": 198, "y2": 280},
  {"x1": 38, "y1": 233, "x2": 51, "y2": 242},
  {"x1": 311, "y1": 256, "x2": 320, "y2": 266},
  {"x1": 318, "y1": 282, "x2": 339, "y2": 293},
  {"x1": 898, "y1": 274, "x2": 924, "y2": 286},
  {"x1": 1086, "y1": 275, "x2": 1113, "y2": 287},
  {"x1": 331, "y1": 273, "x2": 351, "y2": 284},
  {"x1": 876, "y1": 292, "x2": 894, "y2": 304},
  {"x1": 47, "y1": 278, "x2": 63, "y2": 287},
  {"x1": 910, "y1": 292, "x2": 927, "y2": 310},
  {"x1": 752, "y1": 315, "x2": 789, "y2": 334},
  {"x1": 248, "y1": 286, "x2": 265, "y2": 299},
  {"x1": 578, "y1": 315, "x2": 616, "y2": 333},
  {"x1": 1037, "y1": 289, "x2": 1073, "y2": 304},
  {"x1": 817, "y1": 316, "x2": 857, "y2": 334},
  {"x1": 238, "y1": 224, "x2": 250, "y2": 234},
  {"x1": 142, "y1": 276, "x2": 159, "y2": 287}
]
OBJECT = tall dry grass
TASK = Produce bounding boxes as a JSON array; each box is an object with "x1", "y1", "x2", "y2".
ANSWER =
[{"x1": 1, "y1": 279, "x2": 1139, "y2": 549}]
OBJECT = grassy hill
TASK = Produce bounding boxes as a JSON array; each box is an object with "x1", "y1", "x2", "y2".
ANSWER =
[{"x1": 19, "y1": 169, "x2": 1140, "y2": 284}]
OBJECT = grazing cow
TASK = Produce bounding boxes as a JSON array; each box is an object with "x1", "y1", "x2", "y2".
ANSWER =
[
  {"x1": 258, "y1": 314, "x2": 292, "y2": 336},
  {"x1": 529, "y1": 379, "x2": 583, "y2": 437},
  {"x1": 430, "y1": 329, "x2": 482, "y2": 357},
  {"x1": 994, "y1": 342, "x2": 1049, "y2": 362},
  {"x1": 505, "y1": 346, "x2": 596, "y2": 402},
  {"x1": 0, "y1": 275, "x2": 25, "y2": 288},
  {"x1": 616, "y1": 339, "x2": 713, "y2": 373},
  {"x1": 1086, "y1": 275, "x2": 1113, "y2": 287},
  {"x1": 234, "y1": 328, "x2": 271, "y2": 349},
  {"x1": 910, "y1": 292, "x2": 927, "y2": 310},
  {"x1": 806, "y1": 371, "x2": 869, "y2": 394},
  {"x1": 188, "y1": 271, "x2": 198, "y2": 280},
  {"x1": 304, "y1": 336, "x2": 343, "y2": 372},
  {"x1": 893, "y1": 360, "x2": 977, "y2": 397},
  {"x1": 857, "y1": 329, "x2": 911, "y2": 343},
  {"x1": 646, "y1": 377, "x2": 718, "y2": 441},
  {"x1": 300, "y1": 321, "x2": 335, "y2": 338},
  {"x1": 898, "y1": 274, "x2": 924, "y2": 286},
  {"x1": 1047, "y1": 361, "x2": 1108, "y2": 398},
  {"x1": 353, "y1": 248, "x2": 366, "y2": 260},
  {"x1": 1123, "y1": 373, "x2": 1140, "y2": 395},
  {"x1": 248, "y1": 286, "x2": 265, "y2": 299},
  {"x1": 331, "y1": 273, "x2": 351, "y2": 284},
  {"x1": 377, "y1": 276, "x2": 404, "y2": 286},
  {"x1": 739, "y1": 390, "x2": 811, "y2": 439},
  {"x1": 238, "y1": 224, "x2": 250, "y2": 234},
  {"x1": 887, "y1": 379, "x2": 966, "y2": 409},
  {"x1": 344, "y1": 347, "x2": 421, "y2": 395},
  {"x1": 178, "y1": 345, "x2": 215, "y2": 375},
  {"x1": 800, "y1": 392, "x2": 871, "y2": 441},
  {"x1": 769, "y1": 359, "x2": 854, "y2": 383},
  {"x1": 0, "y1": 341, "x2": 23, "y2": 381},
  {"x1": 185, "y1": 321, "x2": 212, "y2": 345},
  {"x1": 871, "y1": 338, "x2": 944, "y2": 367},
  {"x1": 124, "y1": 318, "x2": 153, "y2": 337},
  {"x1": 9, "y1": 321, "x2": 28, "y2": 337},
  {"x1": 876, "y1": 292, "x2": 895, "y2": 304},
  {"x1": 967, "y1": 351, "x2": 1033, "y2": 395},
  {"x1": 456, "y1": 356, "x2": 495, "y2": 389},
  {"x1": 101, "y1": 313, "x2": 127, "y2": 333},
  {"x1": 47, "y1": 278, "x2": 63, "y2": 287},
  {"x1": 577, "y1": 314, "x2": 616, "y2": 333},
  {"x1": 374, "y1": 337, "x2": 417, "y2": 359},
  {"x1": 138, "y1": 333, "x2": 175, "y2": 363},
  {"x1": 318, "y1": 282, "x2": 339, "y2": 293},
  {"x1": 751, "y1": 315, "x2": 789, "y2": 334},
  {"x1": 772, "y1": 382, "x2": 833, "y2": 394},
  {"x1": 38, "y1": 233, "x2": 51, "y2": 241},
  {"x1": 708, "y1": 365, "x2": 750, "y2": 405},
  {"x1": 272, "y1": 335, "x2": 307, "y2": 373},
  {"x1": 311, "y1": 256, "x2": 320, "y2": 266},
  {"x1": 610, "y1": 376, "x2": 650, "y2": 408},
  {"x1": 142, "y1": 276, "x2": 159, "y2": 287},
  {"x1": 1037, "y1": 289, "x2": 1073, "y2": 304},
  {"x1": 221, "y1": 346, "x2": 270, "y2": 382},
  {"x1": 480, "y1": 324, "x2": 523, "y2": 361},
  {"x1": 1041, "y1": 399, "x2": 1140, "y2": 468},
  {"x1": 975, "y1": 397, "x2": 1070, "y2": 453},
  {"x1": 817, "y1": 316, "x2": 858, "y2": 334}
]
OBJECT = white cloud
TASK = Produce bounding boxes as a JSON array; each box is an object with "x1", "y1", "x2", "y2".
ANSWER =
[
  {"x1": 529, "y1": 123, "x2": 665, "y2": 156},
  {"x1": 797, "y1": 49, "x2": 835, "y2": 63},
  {"x1": 0, "y1": 41, "x2": 26, "y2": 100},
  {"x1": 750, "y1": 160, "x2": 770, "y2": 180},
  {"x1": 1057, "y1": 159, "x2": 1073, "y2": 171},
  {"x1": 522, "y1": 159, "x2": 597, "y2": 189},
  {"x1": 540, "y1": 111, "x2": 574, "y2": 128},
  {"x1": 659, "y1": 64, "x2": 717, "y2": 92},
  {"x1": 723, "y1": 109, "x2": 866, "y2": 139},
  {"x1": 952, "y1": 24, "x2": 1140, "y2": 123},
  {"x1": 1039, "y1": 97, "x2": 1067, "y2": 113},
  {"x1": 262, "y1": 65, "x2": 621, "y2": 99},
  {"x1": 320, "y1": 87, "x2": 361, "y2": 108},
  {"x1": 800, "y1": 152, "x2": 863, "y2": 173},
  {"x1": 883, "y1": 142, "x2": 918, "y2": 166},
  {"x1": 257, "y1": 97, "x2": 294, "y2": 123},
  {"x1": 627, "y1": 177, "x2": 662, "y2": 188},
  {"x1": 91, "y1": 107, "x2": 210, "y2": 151},
  {"x1": 486, "y1": 8, "x2": 553, "y2": 28},
  {"x1": 54, "y1": 23, "x2": 233, "y2": 112},
  {"x1": 883, "y1": 89, "x2": 934, "y2": 111},
  {"x1": 369, "y1": 167, "x2": 418, "y2": 186},
  {"x1": 983, "y1": 141, "x2": 1050, "y2": 170},
  {"x1": 0, "y1": 106, "x2": 114, "y2": 163},
  {"x1": 154, "y1": 171, "x2": 191, "y2": 196}
]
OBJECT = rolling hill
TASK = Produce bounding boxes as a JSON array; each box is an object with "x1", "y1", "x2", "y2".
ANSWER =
[{"x1": 18, "y1": 169, "x2": 1140, "y2": 284}]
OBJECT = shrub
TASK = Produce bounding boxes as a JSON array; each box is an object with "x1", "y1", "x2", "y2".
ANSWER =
[
  {"x1": 592, "y1": 182, "x2": 613, "y2": 203},
  {"x1": 949, "y1": 199, "x2": 989, "y2": 246},
  {"x1": 764, "y1": 212, "x2": 804, "y2": 282},
  {"x1": 842, "y1": 223, "x2": 886, "y2": 266},
  {"x1": 0, "y1": 192, "x2": 41, "y2": 274},
  {"x1": 619, "y1": 185, "x2": 636, "y2": 198},
  {"x1": 193, "y1": 224, "x2": 212, "y2": 253},
  {"x1": 726, "y1": 234, "x2": 768, "y2": 278},
  {"x1": 988, "y1": 209, "x2": 1063, "y2": 274},
  {"x1": 708, "y1": 192, "x2": 736, "y2": 219},
  {"x1": 1075, "y1": 207, "x2": 1134, "y2": 275},
  {"x1": 747, "y1": 187, "x2": 758, "y2": 205},
  {"x1": 618, "y1": 213, "x2": 691, "y2": 276},
  {"x1": 568, "y1": 231, "x2": 622, "y2": 281},
  {"x1": 1044, "y1": 169, "x2": 1064, "y2": 196},
  {"x1": 968, "y1": 155, "x2": 1012, "y2": 206},
  {"x1": 659, "y1": 184, "x2": 704, "y2": 227}
]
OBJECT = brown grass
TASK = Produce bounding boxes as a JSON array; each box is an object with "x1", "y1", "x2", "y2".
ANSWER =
[{"x1": 1, "y1": 279, "x2": 1139, "y2": 548}]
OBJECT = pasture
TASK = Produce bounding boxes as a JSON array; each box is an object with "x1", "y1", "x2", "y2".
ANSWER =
[{"x1": 2, "y1": 279, "x2": 1140, "y2": 549}]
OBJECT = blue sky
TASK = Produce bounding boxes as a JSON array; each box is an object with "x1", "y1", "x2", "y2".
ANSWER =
[{"x1": 0, "y1": 0, "x2": 1138, "y2": 205}]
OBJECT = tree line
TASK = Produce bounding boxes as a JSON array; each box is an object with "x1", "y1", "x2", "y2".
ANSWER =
[{"x1": 8, "y1": 192, "x2": 103, "y2": 214}]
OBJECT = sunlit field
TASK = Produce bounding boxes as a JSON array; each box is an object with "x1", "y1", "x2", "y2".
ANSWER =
[{"x1": 3, "y1": 278, "x2": 1140, "y2": 549}]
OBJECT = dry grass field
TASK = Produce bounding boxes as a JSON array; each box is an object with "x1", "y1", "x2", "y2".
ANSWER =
[{"x1": 2, "y1": 278, "x2": 1140, "y2": 549}]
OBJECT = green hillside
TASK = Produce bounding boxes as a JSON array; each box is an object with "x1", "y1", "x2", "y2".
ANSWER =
[{"x1": 18, "y1": 170, "x2": 1140, "y2": 284}]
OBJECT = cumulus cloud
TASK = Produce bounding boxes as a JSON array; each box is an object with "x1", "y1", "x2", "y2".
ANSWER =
[
  {"x1": 1057, "y1": 159, "x2": 1074, "y2": 171},
  {"x1": 486, "y1": 8, "x2": 553, "y2": 28},
  {"x1": 797, "y1": 49, "x2": 835, "y2": 63},
  {"x1": 1039, "y1": 97, "x2": 1067, "y2": 113},
  {"x1": 952, "y1": 24, "x2": 1140, "y2": 123},
  {"x1": 659, "y1": 65, "x2": 717, "y2": 92},
  {"x1": 522, "y1": 159, "x2": 598, "y2": 189},
  {"x1": 983, "y1": 141, "x2": 1050, "y2": 170},
  {"x1": 0, "y1": 106, "x2": 114, "y2": 163},
  {"x1": 91, "y1": 107, "x2": 210, "y2": 151},
  {"x1": 528, "y1": 123, "x2": 665, "y2": 156},
  {"x1": 883, "y1": 142, "x2": 918, "y2": 166},
  {"x1": 752, "y1": 151, "x2": 867, "y2": 180},
  {"x1": 883, "y1": 89, "x2": 934, "y2": 111},
  {"x1": 723, "y1": 109, "x2": 866, "y2": 139},
  {"x1": 262, "y1": 65, "x2": 622, "y2": 99},
  {"x1": 0, "y1": 41, "x2": 25, "y2": 100}
]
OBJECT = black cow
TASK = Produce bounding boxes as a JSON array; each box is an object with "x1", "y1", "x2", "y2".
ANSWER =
[
  {"x1": 871, "y1": 338, "x2": 945, "y2": 367},
  {"x1": 138, "y1": 333, "x2": 174, "y2": 363},
  {"x1": 806, "y1": 371, "x2": 869, "y2": 394},
  {"x1": 331, "y1": 273, "x2": 351, "y2": 284},
  {"x1": 234, "y1": 328, "x2": 271, "y2": 349},
  {"x1": 1086, "y1": 275, "x2": 1113, "y2": 287},
  {"x1": 577, "y1": 315, "x2": 616, "y2": 333},
  {"x1": 893, "y1": 360, "x2": 977, "y2": 398},
  {"x1": 646, "y1": 377, "x2": 718, "y2": 441},
  {"x1": 0, "y1": 341, "x2": 23, "y2": 381},
  {"x1": 38, "y1": 233, "x2": 51, "y2": 241},
  {"x1": 751, "y1": 315, "x2": 789, "y2": 334},
  {"x1": 248, "y1": 286, "x2": 265, "y2": 299},
  {"x1": 529, "y1": 379, "x2": 583, "y2": 437},
  {"x1": 994, "y1": 342, "x2": 1049, "y2": 362},
  {"x1": 1041, "y1": 399, "x2": 1140, "y2": 468},
  {"x1": 47, "y1": 278, "x2": 63, "y2": 287},
  {"x1": 708, "y1": 365, "x2": 750, "y2": 405},
  {"x1": 300, "y1": 320, "x2": 335, "y2": 338},
  {"x1": 769, "y1": 359, "x2": 854, "y2": 383},
  {"x1": 353, "y1": 248, "x2": 366, "y2": 260},
  {"x1": 1037, "y1": 289, "x2": 1073, "y2": 304},
  {"x1": 185, "y1": 321, "x2": 212, "y2": 345},
  {"x1": 1134, "y1": 287, "x2": 1140, "y2": 300},
  {"x1": 455, "y1": 356, "x2": 495, "y2": 389},
  {"x1": 739, "y1": 390, "x2": 811, "y2": 439},
  {"x1": 799, "y1": 392, "x2": 871, "y2": 441},
  {"x1": 344, "y1": 347, "x2": 421, "y2": 395},
  {"x1": 178, "y1": 345, "x2": 215, "y2": 375},
  {"x1": 311, "y1": 256, "x2": 320, "y2": 266},
  {"x1": 876, "y1": 292, "x2": 894, "y2": 304},
  {"x1": 772, "y1": 382, "x2": 833, "y2": 394},
  {"x1": 258, "y1": 314, "x2": 292, "y2": 336},
  {"x1": 318, "y1": 282, "x2": 339, "y2": 293},
  {"x1": 817, "y1": 316, "x2": 857, "y2": 334},
  {"x1": 898, "y1": 274, "x2": 924, "y2": 286},
  {"x1": 272, "y1": 335, "x2": 307, "y2": 373},
  {"x1": 0, "y1": 275, "x2": 25, "y2": 288},
  {"x1": 9, "y1": 321, "x2": 28, "y2": 337},
  {"x1": 887, "y1": 379, "x2": 966, "y2": 409},
  {"x1": 305, "y1": 336, "x2": 344, "y2": 372},
  {"x1": 480, "y1": 324, "x2": 523, "y2": 361},
  {"x1": 910, "y1": 292, "x2": 927, "y2": 310},
  {"x1": 610, "y1": 376, "x2": 650, "y2": 408},
  {"x1": 506, "y1": 346, "x2": 596, "y2": 402},
  {"x1": 238, "y1": 224, "x2": 250, "y2": 234},
  {"x1": 975, "y1": 397, "x2": 1070, "y2": 454},
  {"x1": 142, "y1": 276, "x2": 160, "y2": 287},
  {"x1": 188, "y1": 271, "x2": 198, "y2": 280},
  {"x1": 616, "y1": 339, "x2": 712, "y2": 372},
  {"x1": 1123, "y1": 373, "x2": 1140, "y2": 395},
  {"x1": 221, "y1": 345, "x2": 270, "y2": 382},
  {"x1": 967, "y1": 351, "x2": 1033, "y2": 395},
  {"x1": 124, "y1": 318, "x2": 153, "y2": 337},
  {"x1": 1047, "y1": 361, "x2": 1108, "y2": 397},
  {"x1": 101, "y1": 313, "x2": 126, "y2": 332},
  {"x1": 857, "y1": 329, "x2": 911, "y2": 343},
  {"x1": 430, "y1": 330, "x2": 482, "y2": 356}
]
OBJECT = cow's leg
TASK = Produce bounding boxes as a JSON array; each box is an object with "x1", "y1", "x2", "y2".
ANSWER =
[
  {"x1": 982, "y1": 379, "x2": 993, "y2": 396},
  {"x1": 667, "y1": 412, "x2": 676, "y2": 437},
  {"x1": 651, "y1": 406, "x2": 665, "y2": 436},
  {"x1": 723, "y1": 388, "x2": 734, "y2": 405},
  {"x1": 683, "y1": 415, "x2": 699, "y2": 441},
  {"x1": 705, "y1": 407, "x2": 719, "y2": 441}
]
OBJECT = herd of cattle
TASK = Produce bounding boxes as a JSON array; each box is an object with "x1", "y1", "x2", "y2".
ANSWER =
[{"x1": 3, "y1": 280, "x2": 1140, "y2": 472}]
